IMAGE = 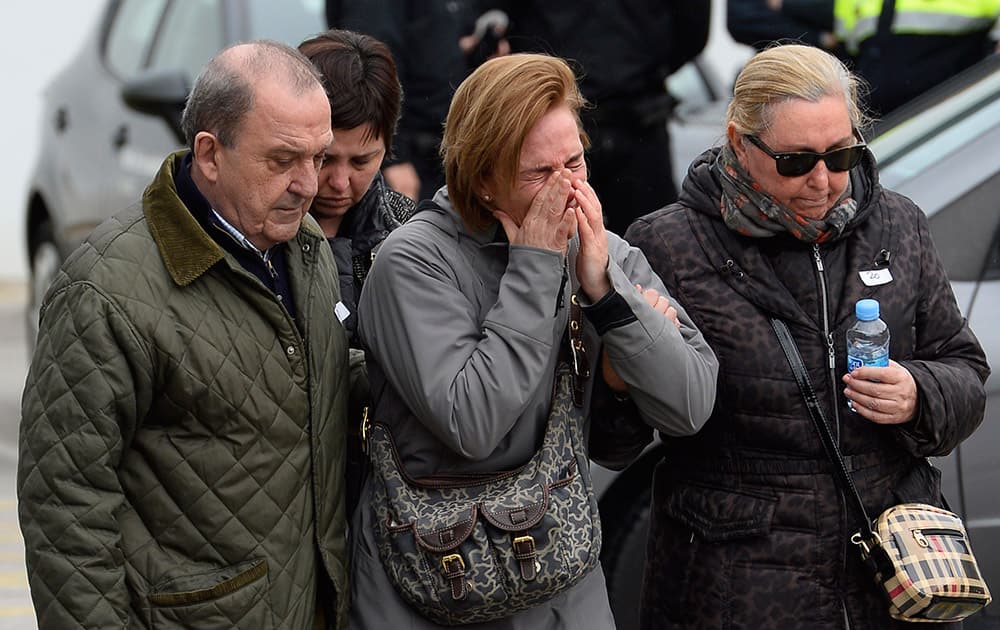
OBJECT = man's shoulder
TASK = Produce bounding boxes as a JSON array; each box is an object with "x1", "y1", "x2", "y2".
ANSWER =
[{"x1": 67, "y1": 206, "x2": 154, "y2": 270}]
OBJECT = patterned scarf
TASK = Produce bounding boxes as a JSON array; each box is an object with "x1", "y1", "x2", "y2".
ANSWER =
[{"x1": 712, "y1": 144, "x2": 857, "y2": 243}]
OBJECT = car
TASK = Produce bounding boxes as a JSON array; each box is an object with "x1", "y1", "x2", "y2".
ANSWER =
[
  {"x1": 594, "y1": 53, "x2": 1000, "y2": 629},
  {"x1": 23, "y1": 0, "x2": 327, "y2": 345}
]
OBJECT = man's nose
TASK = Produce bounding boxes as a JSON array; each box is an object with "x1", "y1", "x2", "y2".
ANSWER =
[{"x1": 290, "y1": 162, "x2": 320, "y2": 199}]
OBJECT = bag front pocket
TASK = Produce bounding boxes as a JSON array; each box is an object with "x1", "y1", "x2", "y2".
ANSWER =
[{"x1": 377, "y1": 474, "x2": 600, "y2": 625}]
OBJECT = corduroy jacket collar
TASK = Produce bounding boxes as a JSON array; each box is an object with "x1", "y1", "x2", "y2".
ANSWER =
[{"x1": 142, "y1": 150, "x2": 325, "y2": 287}]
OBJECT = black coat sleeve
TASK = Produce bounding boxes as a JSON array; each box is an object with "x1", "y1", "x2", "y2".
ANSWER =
[
  {"x1": 727, "y1": 0, "x2": 834, "y2": 50},
  {"x1": 895, "y1": 206, "x2": 990, "y2": 457}
]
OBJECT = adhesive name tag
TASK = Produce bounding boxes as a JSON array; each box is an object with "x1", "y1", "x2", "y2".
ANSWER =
[
  {"x1": 334, "y1": 301, "x2": 351, "y2": 322},
  {"x1": 859, "y1": 268, "x2": 892, "y2": 286}
]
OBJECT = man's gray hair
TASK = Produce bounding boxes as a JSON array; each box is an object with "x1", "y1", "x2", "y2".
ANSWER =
[{"x1": 180, "y1": 40, "x2": 325, "y2": 151}]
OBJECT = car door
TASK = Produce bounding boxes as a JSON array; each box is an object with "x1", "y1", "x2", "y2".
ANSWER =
[
  {"x1": 104, "y1": 0, "x2": 225, "y2": 216},
  {"x1": 45, "y1": 0, "x2": 168, "y2": 249}
]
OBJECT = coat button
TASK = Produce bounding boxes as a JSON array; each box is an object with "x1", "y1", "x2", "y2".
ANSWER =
[
  {"x1": 286, "y1": 345, "x2": 296, "y2": 356},
  {"x1": 302, "y1": 243, "x2": 311, "y2": 253}
]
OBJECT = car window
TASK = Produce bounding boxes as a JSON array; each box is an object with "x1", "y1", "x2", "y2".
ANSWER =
[
  {"x1": 105, "y1": 0, "x2": 168, "y2": 79},
  {"x1": 148, "y1": 0, "x2": 224, "y2": 82},
  {"x1": 870, "y1": 61, "x2": 1000, "y2": 283},
  {"x1": 246, "y1": 0, "x2": 326, "y2": 43},
  {"x1": 926, "y1": 174, "x2": 1000, "y2": 283}
]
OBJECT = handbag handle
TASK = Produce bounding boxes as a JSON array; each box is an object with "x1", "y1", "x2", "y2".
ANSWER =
[{"x1": 769, "y1": 318, "x2": 876, "y2": 541}]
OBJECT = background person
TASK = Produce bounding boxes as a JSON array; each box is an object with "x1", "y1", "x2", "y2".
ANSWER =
[
  {"x1": 349, "y1": 53, "x2": 719, "y2": 628},
  {"x1": 329, "y1": 0, "x2": 501, "y2": 201},
  {"x1": 728, "y1": 0, "x2": 842, "y2": 54},
  {"x1": 497, "y1": 1, "x2": 711, "y2": 236},
  {"x1": 298, "y1": 28, "x2": 415, "y2": 518},
  {"x1": 835, "y1": 0, "x2": 999, "y2": 116},
  {"x1": 18, "y1": 41, "x2": 351, "y2": 629},
  {"x1": 625, "y1": 44, "x2": 989, "y2": 628}
]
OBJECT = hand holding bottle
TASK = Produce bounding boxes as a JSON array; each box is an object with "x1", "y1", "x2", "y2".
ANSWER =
[{"x1": 843, "y1": 360, "x2": 918, "y2": 425}]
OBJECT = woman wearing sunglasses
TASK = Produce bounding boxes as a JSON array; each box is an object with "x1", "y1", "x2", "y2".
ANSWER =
[{"x1": 624, "y1": 44, "x2": 989, "y2": 628}]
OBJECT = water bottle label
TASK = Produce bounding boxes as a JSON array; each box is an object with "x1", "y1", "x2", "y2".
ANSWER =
[{"x1": 847, "y1": 354, "x2": 889, "y2": 371}]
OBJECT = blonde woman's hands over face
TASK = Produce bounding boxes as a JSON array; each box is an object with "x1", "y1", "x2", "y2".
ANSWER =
[
  {"x1": 493, "y1": 170, "x2": 576, "y2": 254},
  {"x1": 572, "y1": 178, "x2": 612, "y2": 301},
  {"x1": 842, "y1": 360, "x2": 918, "y2": 424}
]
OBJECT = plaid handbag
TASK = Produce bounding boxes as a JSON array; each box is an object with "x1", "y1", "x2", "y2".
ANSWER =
[
  {"x1": 771, "y1": 319, "x2": 991, "y2": 623},
  {"x1": 853, "y1": 503, "x2": 991, "y2": 621}
]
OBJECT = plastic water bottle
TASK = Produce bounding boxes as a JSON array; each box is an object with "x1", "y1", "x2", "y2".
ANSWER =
[{"x1": 846, "y1": 298, "x2": 890, "y2": 411}]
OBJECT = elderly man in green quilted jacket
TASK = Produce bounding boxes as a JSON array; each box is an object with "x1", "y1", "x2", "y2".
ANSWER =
[{"x1": 17, "y1": 40, "x2": 351, "y2": 629}]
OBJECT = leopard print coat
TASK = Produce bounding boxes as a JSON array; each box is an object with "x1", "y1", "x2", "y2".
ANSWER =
[{"x1": 625, "y1": 147, "x2": 989, "y2": 629}]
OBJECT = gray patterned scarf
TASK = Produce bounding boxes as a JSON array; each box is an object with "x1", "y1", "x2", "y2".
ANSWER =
[{"x1": 712, "y1": 144, "x2": 857, "y2": 243}]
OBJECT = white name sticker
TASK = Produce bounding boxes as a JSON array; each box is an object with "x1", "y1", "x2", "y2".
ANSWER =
[
  {"x1": 859, "y1": 268, "x2": 893, "y2": 286},
  {"x1": 334, "y1": 301, "x2": 351, "y2": 323}
]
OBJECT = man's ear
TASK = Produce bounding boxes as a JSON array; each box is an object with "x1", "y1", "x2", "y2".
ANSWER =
[{"x1": 192, "y1": 131, "x2": 222, "y2": 184}]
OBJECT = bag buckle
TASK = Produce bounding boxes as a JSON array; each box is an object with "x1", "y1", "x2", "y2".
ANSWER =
[
  {"x1": 513, "y1": 534, "x2": 540, "y2": 581},
  {"x1": 850, "y1": 530, "x2": 882, "y2": 557},
  {"x1": 441, "y1": 554, "x2": 468, "y2": 600}
]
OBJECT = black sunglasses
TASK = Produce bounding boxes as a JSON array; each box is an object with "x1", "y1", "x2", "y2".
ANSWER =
[{"x1": 745, "y1": 134, "x2": 866, "y2": 177}]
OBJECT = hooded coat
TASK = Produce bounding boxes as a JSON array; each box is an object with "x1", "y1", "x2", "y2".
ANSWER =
[{"x1": 625, "y1": 147, "x2": 989, "y2": 629}]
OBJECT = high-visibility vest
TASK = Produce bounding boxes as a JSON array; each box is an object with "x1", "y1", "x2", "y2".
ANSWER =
[{"x1": 835, "y1": 0, "x2": 1000, "y2": 53}]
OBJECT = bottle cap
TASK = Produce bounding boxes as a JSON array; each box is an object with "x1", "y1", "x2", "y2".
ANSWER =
[{"x1": 855, "y1": 298, "x2": 880, "y2": 321}]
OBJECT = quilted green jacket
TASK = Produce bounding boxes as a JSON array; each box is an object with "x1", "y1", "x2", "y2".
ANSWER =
[{"x1": 18, "y1": 152, "x2": 350, "y2": 629}]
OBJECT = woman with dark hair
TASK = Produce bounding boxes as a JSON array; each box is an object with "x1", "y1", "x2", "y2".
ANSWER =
[
  {"x1": 299, "y1": 29, "x2": 415, "y2": 341},
  {"x1": 299, "y1": 29, "x2": 415, "y2": 517}
]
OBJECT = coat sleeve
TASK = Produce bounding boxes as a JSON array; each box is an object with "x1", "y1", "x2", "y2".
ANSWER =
[
  {"x1": 726, "y1": 0, "x2": 834, "y2": 49},
  {"x1": 894, "y1": 209, "x2": 990, "y2": 457},
  {"x1": 667, "y1": 1, "x2": 711, "y2": 74},
  {"x1": 587, "y1": 233, "x2": 719, "y2": 439},
  {"x1": 357, "y1": 226, "x2": 566, "y2": 460},
  {"x1": 18, "y1": 281, "x2": 151, "y2": 628}
]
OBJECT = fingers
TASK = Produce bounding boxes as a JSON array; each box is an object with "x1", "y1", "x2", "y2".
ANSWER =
[
  {"x1": 514, "y1": 170, "x2": 576, "y2": 251},
  {"x1": 842, "y1": 361, "x2": 917, "y2": 425},
  {"x1": 529, "y1": 171, "x2": 571, "y2": 219},
  {"x1": 572, "y1": 179, "x2": 603, "y2": 233},
  {"x1": 640, "y1": 287, "x2": 682, "y2": 328}
]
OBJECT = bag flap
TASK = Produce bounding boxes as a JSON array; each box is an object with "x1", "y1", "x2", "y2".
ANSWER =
[
  {"x1": 479, "y1": 484, "x2": 549, "y2": 531},
  {"x1": 413, "y1": 505, "x2": 478, "y2": 553}
]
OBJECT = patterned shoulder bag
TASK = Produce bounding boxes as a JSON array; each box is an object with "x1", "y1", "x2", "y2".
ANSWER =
[
  {"x1": 363, "y1": 296, "x2": 602, "y2": 625},
  {"x1": 770, "y1": 318, "x2": 991, "y2": 623}
]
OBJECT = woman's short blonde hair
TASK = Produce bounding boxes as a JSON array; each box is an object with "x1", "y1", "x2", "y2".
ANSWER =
[
  {"x1": 441, "y1": 53, "x2": 589, "y2": 231},
  {"x1": 726, "y1": 44, "x2": 870, "y2": 137}
]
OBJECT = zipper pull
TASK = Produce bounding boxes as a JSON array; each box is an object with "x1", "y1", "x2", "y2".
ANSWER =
[
  {"x1": 812, "y1": 245, "x2": 825, "y2": 272},
  {"x1": 554, "y1": 259, "x2": 568, "y2": 315},
  {"x1": 913, "y1": 529, "x2": 929, "y2": 548},
  {"x1": 826, "y1": 332, "x2": 836, "y2": 369}
]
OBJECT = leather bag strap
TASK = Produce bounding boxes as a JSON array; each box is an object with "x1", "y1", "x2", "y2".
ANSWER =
[{"x1": 769, "y1": 318, "x2": 876, "y2": 539}]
